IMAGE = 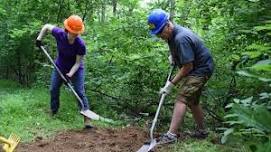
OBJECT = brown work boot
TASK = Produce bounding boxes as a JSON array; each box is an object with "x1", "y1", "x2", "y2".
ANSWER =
[
  {"x1": 190, "y1": 129, "x2": 208, "y2": 139},
  {"x1": 84, "y1": 116, "x2": 93, "y2": 129}
]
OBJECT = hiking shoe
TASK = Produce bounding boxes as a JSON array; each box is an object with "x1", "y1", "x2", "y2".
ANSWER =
[
  {"x1": 190, "y1": 129, "x2": 208, "y2": 139},
  {"x1": 84, "y1": 124, "x2": 94, "y2": 129},
  {"x1": 157, "y1": 131, "x2": 177, "y2": 145},
  {"x1": 83, "y1": 116, "x2": 93, "y2": 129},
  {"x1": 50, "y1": 110, "x2": 57, "y2": 117}
]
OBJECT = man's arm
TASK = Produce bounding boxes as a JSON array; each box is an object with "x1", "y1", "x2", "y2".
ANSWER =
[
  {"x1": 171, "y1": 63, "x2": 193, "y2": 85},
  {"x1": 159, "y1": 63, "x2": 193, "y2": 95}
]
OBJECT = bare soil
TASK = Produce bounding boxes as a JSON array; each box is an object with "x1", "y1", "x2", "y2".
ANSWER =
[{"x1": 16, "y1": 127, "x2": 153, "y2": 152}]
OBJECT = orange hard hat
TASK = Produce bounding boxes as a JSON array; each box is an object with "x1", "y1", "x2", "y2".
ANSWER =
[{"x1": 64, "y1": 15, "x2": 85, "y2": 34}]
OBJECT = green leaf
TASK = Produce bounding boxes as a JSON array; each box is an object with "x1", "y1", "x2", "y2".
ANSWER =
[
  {"x1": 225, "y1": 103, "x2": 235, "y2": 108},
  {"x1": 232, "y1": 104, "x2": 271, "y2": 132},
  {"x1": 236, "y1": 70, "x2": 255, "y2": 77},
  {"x1": 247, "y1": 0, "x2": 260, "y2": 2},
  {"x1": 128, "y1": 54, "x2": 141, "y2": 60},
  {"x1": 259, "y1": 92, "x2": 271, "y2": 99},
  {"x1": 254, "y1": 24, "x2": 271, "y2": 31},
  {"x1": 258, "y1": 77, "x2": 271, "y2": 82},
  {"x1": 240, "y1": 97, "x2": 253, "y2": 105},
  {"x1": 236, "y1": 70, "x2": 271, "y2": 82},
  {"x1": 221, "y1": 128, "x2": 234, "y2": 144},
  {"x1": 229, "y1": 54, "x2": 241, "y2": 62},
  {"x1": 244, "y1": 43, "x2": 271, "y2": 53},
  {"x1": 241, "y1": 51, "x2": 262, "y2": 59},
  {"x1": 256, "y1": 140, "x2": 271, "y2": 152},
  {"x1": 250, "y1": 59, "x2": 271, "y2": 72},
  {"x1": 225, "y1": 120, "x2": 243, "y2": 125},
  {"x1": 224, "y1": 114, "x2": 238, "y2": 119}
]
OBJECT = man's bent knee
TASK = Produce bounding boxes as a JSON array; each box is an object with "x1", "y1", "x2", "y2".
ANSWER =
[
  {"x1": 187, "y1": 101, "x2": 199, "y2": 109},
  {"x1": 176, "y1": 96, "x2": 188, "y2": 105}
]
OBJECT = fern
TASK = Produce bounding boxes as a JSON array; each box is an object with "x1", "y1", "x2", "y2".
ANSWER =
[
  {"x1": 231, "y1": 103, "x2": 271, "y2": 132},
  {"x1": 244, "y1": 43, "x2": 271, "y2": 53},
  {"x1": 254, "y1": 23, "x2": 271, "y2": 32},
  {"x1": 250, "y1": 59, "x2": 271, "y2": 72}
]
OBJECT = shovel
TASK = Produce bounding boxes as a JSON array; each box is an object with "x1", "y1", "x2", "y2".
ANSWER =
[
  {"x1": 137, "y1": 66, "x2": 175, "y2": 152},
  {"x1": 40, "y1": 46, "x2": 112, "y2": 122},
  {"x1": 0, "y1": 133, "x2": 20, "y2": 152}
]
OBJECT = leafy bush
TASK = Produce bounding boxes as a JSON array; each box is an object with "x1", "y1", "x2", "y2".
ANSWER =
[{"x1": 222, "y1": 57, "x2": 271, "y2": 151}]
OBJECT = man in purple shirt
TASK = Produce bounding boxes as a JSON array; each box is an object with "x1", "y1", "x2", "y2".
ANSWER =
[{"x1": 36, "y1": 15, "x2": 92, "y2": 129}]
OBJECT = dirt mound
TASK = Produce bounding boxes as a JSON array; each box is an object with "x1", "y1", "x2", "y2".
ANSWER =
[{"x1": 17, "y1": 127, "x2": 150, "y2": 152}]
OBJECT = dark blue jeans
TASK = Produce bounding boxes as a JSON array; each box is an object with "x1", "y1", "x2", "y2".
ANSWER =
[{"x1": 50, "y1": 69, "x2": 90, "y2": 114}]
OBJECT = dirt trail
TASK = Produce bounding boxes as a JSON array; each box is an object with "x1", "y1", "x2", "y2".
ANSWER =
[{"x1": 16, "y1": 127, "x2": 155, "y2": 152}]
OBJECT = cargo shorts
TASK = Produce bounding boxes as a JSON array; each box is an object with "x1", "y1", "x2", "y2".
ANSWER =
[{"x1": 176, "y1": 76, "x2": 208, "y2": 105}]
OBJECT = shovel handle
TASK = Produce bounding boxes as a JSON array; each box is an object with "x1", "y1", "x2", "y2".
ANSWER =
[
  {"x1": 149, "y1": 66, "x2": 175, "y2": 140},
  {"x1": 166, "y1": 65, "x2": 175, "y2": 82},
  {"x1": 39, "y1": 46, "x2": 106, "y2": 120},
  {"x1": 40, "y1": 46, "x2": 68, "y2": 83},
  {"x1": 40, "y1": 46, "x2": 85, "y2": 109}
]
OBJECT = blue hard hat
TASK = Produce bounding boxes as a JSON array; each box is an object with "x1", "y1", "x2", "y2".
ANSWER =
[{"x1": 147, "y1": 9, "x2": 169, "y2": 35}]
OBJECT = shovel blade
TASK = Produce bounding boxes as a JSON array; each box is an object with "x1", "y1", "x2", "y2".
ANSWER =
[
  {"x1": 80, "y1": 110, "x2": 100, "y2": 120},
  {"x1": 80, "y1": 110, "x2": 117, "y2": 124},
  {"x1": 137, "y1": 144, "x2": 151, "y2": 152},
  {"x1": 137, "y1": 139, "x2": 157, "y2": 152},
  {"x1": 148, "y1": 139, "x2": 157, "y2": 151}
]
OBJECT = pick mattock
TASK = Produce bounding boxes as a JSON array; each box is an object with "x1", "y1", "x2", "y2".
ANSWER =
[
  {"x1": 39, "y1": 46, "x2": 113, "y2": 123},
  {"x1": 0, "y1": 133, "x2": 20, "y2": 152},
  {"x1": 137, "y1": 66, "x2": 175, "y2": 152}
]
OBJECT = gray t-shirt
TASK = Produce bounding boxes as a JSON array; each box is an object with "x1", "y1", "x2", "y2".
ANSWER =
[{"x1": 168, "y1": 25, "x2": 214, "y2": 77}]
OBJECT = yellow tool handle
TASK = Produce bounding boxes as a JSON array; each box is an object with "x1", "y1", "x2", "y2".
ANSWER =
[
  {"x1": 0, "y1": 136, "x2": 12, "y2": 145},
  {"x1": 0, "y1": 137, "x2": 12, "y2": 145}
]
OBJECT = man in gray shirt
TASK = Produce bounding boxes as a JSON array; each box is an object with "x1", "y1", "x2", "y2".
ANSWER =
[{"x1": 147, "y1": 9, "x2": 214, "y2": 144}]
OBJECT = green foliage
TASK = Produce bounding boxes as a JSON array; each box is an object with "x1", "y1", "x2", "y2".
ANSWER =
[
  {"x1": 237, "y1": 70, "x2": 271, "y2": 82},
  {"x1": 225, "y1": 99, "x2": 271, "y2": 132},
  {"x1": 84, "y1": 10, "x2": 170, "y2": 117},
  {"x1": 1, "y1": 0, "x2": 271, "y2": 151},
  {"x1": 223, "y1": 57, "x2": 271, "y2": 151},
  {"x1": 0, "y1": 0, "x2": 104, "y2": 85},
  {"x1": 250, "y1": 59, "x2": 271, "y2": 72},
  {"x1": 223, "y1": 98, "x2": 271, "y2": 151}
]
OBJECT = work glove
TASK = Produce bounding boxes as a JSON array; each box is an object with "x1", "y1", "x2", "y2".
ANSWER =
[
  {"x1": 168, "y1": 55, "x2": 175, "y2": 65},
  {"x1": 36, "y1": 39, "x2": 42, "y2": 48},
  {"x1": 159, "y1": 80, "x2": 174, "y2": 95}
]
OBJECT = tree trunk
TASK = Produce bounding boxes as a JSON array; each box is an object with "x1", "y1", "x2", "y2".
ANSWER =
[
  {"x1": 169, "y1": 0, "x2": 176, "y2": 21},
  {"x1": 112, "y1": 0, "x2": 117, "y2": 16},
  {"x1": 57, "y1": 0, "x2": 64, "y2": 23},
  {"x1": 82, "y1": 0, "x2": 90, "y2": 21},
  {"x1": 101, "y1": 0, "x2": 106, "y2": 22},
  {"x1": 16, "y1": 53, "x2": 22, "y2": 84},
  {"x1": 5, "y1": 66, "x2": 9, "y2": 79}
]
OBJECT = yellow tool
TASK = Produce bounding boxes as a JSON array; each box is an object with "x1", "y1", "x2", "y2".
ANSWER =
[{"x1": 0, "y1": 133, "x2": 20, "y2": 152}]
